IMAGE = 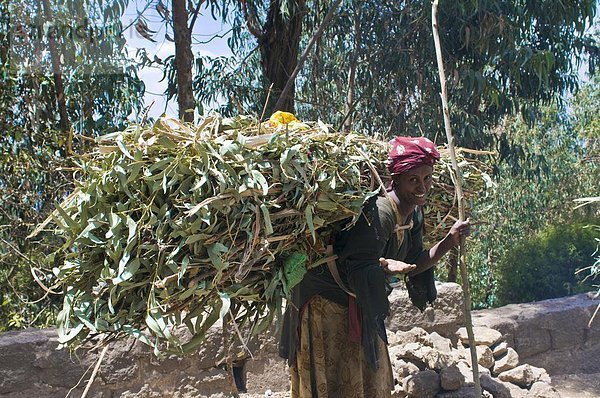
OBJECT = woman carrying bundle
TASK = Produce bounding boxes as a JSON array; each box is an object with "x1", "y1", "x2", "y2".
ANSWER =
[{"x1": 279, "y1": 136, "x2": 471, "y2": 397}]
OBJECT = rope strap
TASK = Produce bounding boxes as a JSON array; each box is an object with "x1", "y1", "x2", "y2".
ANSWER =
[{"x1": 326, "y1": 245, "x2": 356, "y2": 298}]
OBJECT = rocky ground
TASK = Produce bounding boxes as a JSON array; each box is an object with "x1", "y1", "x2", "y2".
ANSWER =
[
  {"x1": 236, "y1": 325, "x2": 594, "y2": 398},
  {"x1": 237, "y1": 376, "x2": 600, "y2": 398},
  {"x1": 3, "y1": 287, "x2": 597, "y2": 398},
  {"x1": 235, "y1": 326, "x2": 600, "y2": 398}
]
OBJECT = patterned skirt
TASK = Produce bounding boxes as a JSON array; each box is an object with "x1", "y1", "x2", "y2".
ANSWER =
[{"x1": 290, "y1": 295, "x2": 394, "y2": 398}]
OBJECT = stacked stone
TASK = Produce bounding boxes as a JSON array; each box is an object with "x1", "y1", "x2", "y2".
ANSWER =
[{"x1": 388, "y1": 326, "x2": 560, "y2": 398}]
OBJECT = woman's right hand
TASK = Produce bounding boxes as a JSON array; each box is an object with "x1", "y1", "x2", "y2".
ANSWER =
[{"x1": 379, "y1": 258, "x2": 416, "y2": 274}]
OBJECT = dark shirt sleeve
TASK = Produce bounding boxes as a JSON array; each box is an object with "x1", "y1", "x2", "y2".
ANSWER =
[
  {"x1": 403, "y1": 207, "x2": 437, "y2": 310},
  {"x1": 405, "y1": 207, "x2": 426, "y2": 263}
]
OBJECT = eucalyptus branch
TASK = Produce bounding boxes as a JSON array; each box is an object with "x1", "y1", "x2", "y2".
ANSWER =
[
  {"x1": 273, "y1": 0, "x2": 343, "y2": 111},
  {"x1": 80, "y1": 344, "x2": 109, "y2": 398},
  {"x1": 188, "y1": 0, "x2": 206, "y2": 31},
  {"x1": 337, "y1": 91, "x2": 368, "y2": 132},
  {"x1": 120, "y1": 1, "x2": 155, "y2": 35},
  {"x1": 192, "y1": 28, "x2": 234, "y2": 45},
  {"x1": 241, "y1": 0, "x2": 263, "y2": 39}
]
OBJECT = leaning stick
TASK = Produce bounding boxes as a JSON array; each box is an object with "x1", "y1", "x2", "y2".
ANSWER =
[
  {"x1": 431, "y1": 1, "x2": 482, "y2": 397},
  {"x1": 80, "y1": 344, "x2": 109, "y2": 398}
]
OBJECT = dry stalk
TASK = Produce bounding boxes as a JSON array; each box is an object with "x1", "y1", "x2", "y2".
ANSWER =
[{"x1": 432, "y1": 1, "x2": 482, "y2": 396}]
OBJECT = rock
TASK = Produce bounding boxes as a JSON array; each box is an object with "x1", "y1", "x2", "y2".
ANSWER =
[
  {"x1": 389, "y1": 345, "x2": 426, "y2": 370},
  {"x1": 531, "y1": 365, "x2": 552, "y2": 384},
  {"x1": 387, "y1": 282, "x2": 464, "y2": 338},
  {"x1": 120, "y1": 384, "x2": 163, "y2": 398},
  {"x1": 393, "y1": 359, "x2": 420, "y2": 379},
  {"x1": 440, "y1": 365, "x2": 464, "y2": 391},
  {"x1": 457, "y1": 326, "x2": 503, "y2": 347},
  {"x1": 388, "y1": 332, "x2": 401, "y2": 347},
  {"x1": 493, "y1": 347, "x2": 520, "y2": 375},
  {"x1": 421, "y1": 347, "x2": 456, "y2": 371},
  {"x1": 491, "y1": 341, "x2": 508, "y2": 357},
  {"x1": 391, "y1": 327, "x2": 432, "y2": 347},
  {"x1": 457, "y1": 361, "x2": 490, "y2": 386},
  {"x1": 435, "y1": 387, "x2": 493, "y2": 398},
  {"x1": 392, "y1": 383, "x2": 409, "y2": 398},
  {"x1": 471, "y1": 293, "x2": 600, "y2": 362},
  {"x1": 463, "y1": 345, "x2": 495, "y2": 369},
  {"x1": 456, "y1": 360, "x2": 469, "y2": 379},
  {"x1": 505, "y1": 382, "x2": 529, "y2": 398},
  {"x1": 479, "y1": 373, "x2": 512, "y2": 398},
  {"x1": 478, "y1": 346, "x2": 495, "y2": 369},
  {"x1": 529, "y1": 381, "x2": 561, "y2": 398},
  {"x1": 435, "y1": 387, "x2": 477, "y2": 398},
  {"x1": 244, "y1": 354, "x2": 289, "y2": 394},
  {"x1": 392, "y1": 344, "x2": 456, "y2": 371},
  {"x1": 404, "y1": 342, "x2": 424, "y2": 351},
  {"x1": 498, "y1": 364, "x2": 549, "y2": 388},
  {"x1": 404, "y1": 370, "x2": 440, "y2": 398},
  {"x1": 429, "y1": 332, "x2": 453, "y2": 354}
]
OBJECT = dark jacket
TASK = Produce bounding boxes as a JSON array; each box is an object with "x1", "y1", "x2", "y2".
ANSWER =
[{"x1": 279, "y1": 195, "x2": 427, "y2": 370}]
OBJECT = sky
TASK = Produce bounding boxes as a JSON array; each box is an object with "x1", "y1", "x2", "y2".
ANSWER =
[{"x1": 121, "y1": 1, "x2": 233, "y2": 119}]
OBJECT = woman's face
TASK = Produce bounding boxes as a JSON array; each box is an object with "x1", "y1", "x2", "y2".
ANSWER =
[{"x1": 392, "y1": 165, "x2": 434, "y2": 207}]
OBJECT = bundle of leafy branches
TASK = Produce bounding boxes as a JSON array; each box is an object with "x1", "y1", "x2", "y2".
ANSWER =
[{"x1": 42, "y1": 113, "x2": 491, "y2": 355}]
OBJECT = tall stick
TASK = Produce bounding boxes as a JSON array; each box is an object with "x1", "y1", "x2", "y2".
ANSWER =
[{"x1": 431, "y1": 1, "x2": 482, "y2": 397}]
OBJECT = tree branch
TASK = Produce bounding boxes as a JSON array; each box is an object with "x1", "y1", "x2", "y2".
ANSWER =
[
  {"x1": 188, "y1": 0, "x2": 205, "y2": 31},
  {"x1": 273, "y1": 0, "x2": 343, "y2": 112},
  {"x1": 343, "y1": 5, "x2": 361, "y2": 132},
  {"x1": 39, "y1": 0, "x2": 72, "y2": 155},
  {"x1": 241, "y1": 0, "x2": 263, "y2": 39}
]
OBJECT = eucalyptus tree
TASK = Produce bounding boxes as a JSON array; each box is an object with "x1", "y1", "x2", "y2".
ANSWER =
[
  {"x1": 194, "y1": 0, "x2": 598, "y2": 153},
  {"x1": 464, "y1": 96, "x2": 599, "y2": 307},
  {"x1": 302, "y1": 0, "x2": 598, "y2": 151},
  {"x1": 0, "y1": 0, "x2": 143, "y2": 329},
  {"x1": 128, "y1": 0, "x2": 310, "y2": 116},
  {"x1": 172, "y1": 0, "x2": 195, "y2": 121}
]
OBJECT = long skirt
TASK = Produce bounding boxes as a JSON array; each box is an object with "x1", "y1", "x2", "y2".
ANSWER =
[{"x1": 290, "y1": 295, "x2": 394, "y2": 398}]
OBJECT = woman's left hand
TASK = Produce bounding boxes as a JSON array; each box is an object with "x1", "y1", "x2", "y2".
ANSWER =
[
  {"x1": 447, "y1": 218, "x2": 471, "y2": 247},
  {"x1": 379, "y1": 258, "x2": 416, "y2": 274}
]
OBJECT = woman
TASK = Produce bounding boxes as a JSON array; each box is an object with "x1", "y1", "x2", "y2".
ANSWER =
[{"x1": 279, "y1": 136, "x2": 470, "y2": 397}]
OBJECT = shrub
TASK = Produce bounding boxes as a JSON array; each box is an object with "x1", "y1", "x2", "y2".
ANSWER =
[{"x1": 496, "y1": 221, "x2": 599, "y2": 305}]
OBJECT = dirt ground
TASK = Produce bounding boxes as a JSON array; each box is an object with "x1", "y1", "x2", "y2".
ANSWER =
[
  {"x1": 239, "y1": 393, "x2": 290, "y2": 398},
  {"x1": 552, "y1": 373, "x2": 600, "y2": 398}
]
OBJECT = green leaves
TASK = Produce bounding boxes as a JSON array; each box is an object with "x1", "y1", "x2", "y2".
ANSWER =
[
  {"x1": 48, "y1": 113, "x2": 489, "y2": 356},
  {"x1": 47, "y1": 114, "x2": 391, "y2": 353}
]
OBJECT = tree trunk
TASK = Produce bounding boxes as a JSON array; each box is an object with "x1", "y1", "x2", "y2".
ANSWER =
[
  {"x1": 259, "y1": 0, "x2": 305, "y2": 114},
  {"x1": 172, "y1": 0, "x2": 194, "y2": 122},
  {"x1": 40, "y1": 0, "x2": 72, "y2": 153}
]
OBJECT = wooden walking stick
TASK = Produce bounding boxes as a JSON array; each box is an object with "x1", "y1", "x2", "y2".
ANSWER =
[{"x1": 431, "y1": 1, "x2": 482, "y2": 397}]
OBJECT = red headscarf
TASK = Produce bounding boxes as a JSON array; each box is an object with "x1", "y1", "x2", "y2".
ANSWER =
[{"x1": 387, "y1": 136, "x2": 440, "y2": 175}]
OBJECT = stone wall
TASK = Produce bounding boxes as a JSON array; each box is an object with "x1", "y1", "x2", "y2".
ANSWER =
[
  {"x1": 0, "y1": 284, "x2": 598, "y2": 398},
  {"x1": 471, "y1": 292, "x2": 600, "y2": 376},
  {"x1": 0, "y1": 322, "x2": 287, "y2": 398}
]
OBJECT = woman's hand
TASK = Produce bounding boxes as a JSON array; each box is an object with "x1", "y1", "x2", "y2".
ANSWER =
[
  {"x1": 379, "y1": 258, "x2": 416, "y2": 274},
  {"x1": 447, "y1": 218, "x2": 471, "y2": 247}
]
